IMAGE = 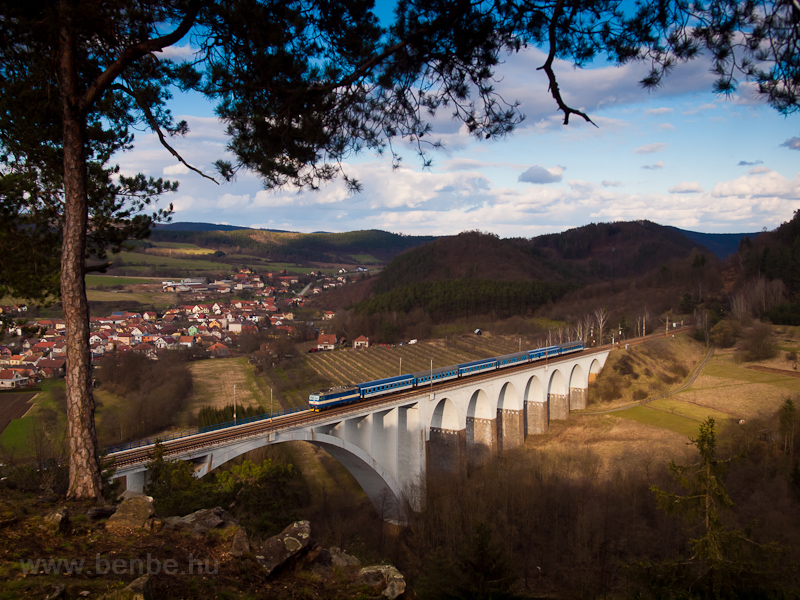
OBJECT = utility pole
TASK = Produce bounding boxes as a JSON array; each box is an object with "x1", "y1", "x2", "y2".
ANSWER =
[
  {"x1": 270, "y1": 387, "x2": 273, "y2": 422},
  {"x1": 233, "y1": 384, "x2": 236, "y2": 425},
  {"x1": 399, "y1": 357, "x2": 402, "y2": 376}
]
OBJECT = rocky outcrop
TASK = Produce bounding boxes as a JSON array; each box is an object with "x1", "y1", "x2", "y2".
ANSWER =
[
  {"x1": 86, "y1": 505, "x2": 117, "y2": 522},
  {"x1": 255, "y1": 520, "x2": 314, "y2": 577},
  {"x1": 358, "y1": 565, "x2": 407, "y2": 599},
  {"x1": 228, "y1": 526, "x2": 250, "y2": 557},
  {"x1": 329, "y1": 547, "x2": 361, "y2": 568},
  {"x1": 105, "y1": 496, "x2": 155, "y2": 532},
  {"x1": 41, "y1": 507, "x2": 70, "y2": 534},
  {"x1": 164, "y1": 507, "x2": 237, "y2": 534}
]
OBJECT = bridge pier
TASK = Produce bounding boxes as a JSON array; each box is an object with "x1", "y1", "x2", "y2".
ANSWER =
[
  {"x1": 548, "y1": 393, "x2": 569, "y2": 420},
  {"x1": 466, "y1": 416, "x2": 497, "y2": 466},
  {"x1": 569, "y1": 387, "x2": 588, "y2": 410},
  {"x1": 427, "y1": 427, "x2": 465, "y2": 475},
  {"x1": 525, "y1": 400, "x2": 548, "y2": 434},
  {"x1": 497, "y1": 408, "x2": 524, "y2": 451}
]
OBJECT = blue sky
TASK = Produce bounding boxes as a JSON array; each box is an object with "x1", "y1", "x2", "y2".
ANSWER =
[{"x1": 115, "y1": 38, "x2": 800, "y2": 238}]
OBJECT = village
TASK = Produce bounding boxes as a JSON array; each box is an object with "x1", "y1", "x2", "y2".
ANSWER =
[{"x1": 0, "y1": 267, "x2": 373, "y2": 389}]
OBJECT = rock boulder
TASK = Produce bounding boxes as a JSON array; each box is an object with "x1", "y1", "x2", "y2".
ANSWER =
[
  {"x1": 105, "y1": 496, "x2": 154, "y2": 532},
  {"x1": 255, "y1": 520, "x2": 314, "y2": 577}
]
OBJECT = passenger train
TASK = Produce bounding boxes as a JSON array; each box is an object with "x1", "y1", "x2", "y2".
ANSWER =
[{"x1": 308, "y1": 340, "x2": 584, "y2": 411}]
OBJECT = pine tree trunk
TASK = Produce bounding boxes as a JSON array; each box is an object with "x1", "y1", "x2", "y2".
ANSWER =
[{"x1": 59, "y1": 1, "x2": 102, "y2": 500}]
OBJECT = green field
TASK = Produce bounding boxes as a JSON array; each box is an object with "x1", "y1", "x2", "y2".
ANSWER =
[
  {"x1": 0, "y1": 417, "x2": 35, "y2": 454},
  {"x1": 86, "y1": 289, "x2": 177, "y2": 307},
  {"x1": 702, "y1": 360, "x2": 799, "y2": 389},
  {"x1": 85, "y1": 275, "x2": 162, "y2": 287},
  {"x1": 149, "y1": 241, "x2": 214, "y2": 252},
  {"x1": 348, "y1": 254, "x2": 380, "y2": 264},
  {"x1": 0, "y1": 382, "x2": 67, "y2": 458},
  {"x1": 614, "y1": 405, "x2": 701, "y2": 438},
  {"x1": 647, "y1": 398, "x2": 733, "y2": 421},
  {"x1": 113, "y1": 250, "x2": 230, "y2": 272}
]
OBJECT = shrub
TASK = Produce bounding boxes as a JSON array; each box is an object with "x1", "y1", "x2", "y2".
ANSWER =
[
  {"x1": 741, "y1": 323, "x2": 778, "y2": 362},
  {"x1": 711, "y1": 319, "x2": 739, "y2": 348}
]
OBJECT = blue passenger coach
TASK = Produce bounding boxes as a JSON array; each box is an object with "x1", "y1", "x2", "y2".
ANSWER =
[
  {"x1": 308, "y1": 340, "x2": 585, "y2": 411},
  {"x1": 358, "y1": 374, "x2": 415, "y2": 399}
]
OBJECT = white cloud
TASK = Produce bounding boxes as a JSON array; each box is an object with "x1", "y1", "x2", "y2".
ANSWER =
[
  {"x1": 669, "y1": 181, "x2": 703, "y2": 193},
  {"x1": 712, "y1": 171, "x2": 800, "y2": 199},
  {"x1": 154, "y1": 44, "x2": 198, "y2": 62},
  {"x1": 634, "y1": 143, "x2": 667, "y2": 154},
  {"x1": 645, "y1": 107, "x2": 674, "y2": 115},
  {"x1": 749, "y1": 166, "x2": 771, "y2": 174},
  {"x1": 163, "y1": 163, "x2": 190, "y2": 176},
  {"x1": 518, "y1": 165, "x2": 564, "y2": 184},
  {"x1": 781, "y1": 137, "x2": 800, "y2": 150},
  {"x1": 642, "y1": 161, "x2": 665, "y2": 170},
  {"x1": 217, "y1": 193, "x2": 252, "y2": 209},
  {"x1": 602, "y1": 180, "x2": 623, "y2": 187}
]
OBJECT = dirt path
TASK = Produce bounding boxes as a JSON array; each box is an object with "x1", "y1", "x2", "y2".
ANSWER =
[{"x1": 747, "y1": 365, "x2": 800, "y2": 378}]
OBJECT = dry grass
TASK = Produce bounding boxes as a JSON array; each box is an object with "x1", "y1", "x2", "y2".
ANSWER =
[
  {"x1": 524, "y1": 415, "x2": 691, "y2": 480},
  {"x1": 178, "y1": 358, "x2": 264, "y2": 427},
  {"x1": 677, "y1": 348, "x2": 799, "y2": 420}
]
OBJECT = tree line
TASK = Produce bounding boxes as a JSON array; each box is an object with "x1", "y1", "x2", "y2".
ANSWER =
[
  {"x1": 94, "y1": 351, "x2": 193, "y2": 447},
  {"x1": 352, "y1": 279, "x2": 575, "y2": 324}
]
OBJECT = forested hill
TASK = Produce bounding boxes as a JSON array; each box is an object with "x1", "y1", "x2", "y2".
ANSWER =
[
  {"x1": 149, "y1": 227, "x2": 435, "y2": 264},
  {"x1": 529, "y1": 220, "x2": 712, "y2": 280},
  {"x1": 370, "y1": 231, "x2": 566, "y2": 295},
  {"x1": 372, "y1": 221, "x2": 712, "y2": 296}
]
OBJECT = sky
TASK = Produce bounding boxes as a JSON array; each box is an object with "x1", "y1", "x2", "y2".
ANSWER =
[{"x1": 114, "y1": 35, "x2": 800, "y2": 239}]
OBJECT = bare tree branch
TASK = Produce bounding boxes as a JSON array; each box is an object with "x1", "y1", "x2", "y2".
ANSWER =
[
  {"x1": 111, "y1": 83, "x2": 218, "y2": 184},
  {"x1": 536, "y1": 0, "x2": 597, "y2": 127}
]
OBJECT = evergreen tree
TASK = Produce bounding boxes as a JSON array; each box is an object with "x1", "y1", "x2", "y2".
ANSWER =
[{"x1": 639, "y1": 418, "x2": 787, "y2": 598}]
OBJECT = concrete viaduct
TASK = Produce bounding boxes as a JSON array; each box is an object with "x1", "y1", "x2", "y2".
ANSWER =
[{"x1": 113, "y1": 349, "x2": 609, "y2": 522}]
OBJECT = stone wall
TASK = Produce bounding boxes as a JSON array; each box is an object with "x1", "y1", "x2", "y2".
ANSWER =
[
  {"x1": 497, "y1": 409, "x2": 524, "y2": 451},
  {"x1": 427, "y1": 428, "x2": 465, "y2": 475},
  {"x1": 569, "y1": 387, "x2": 587, "y2": 410},
  {"x1": 548, "y1": 393, "x2": 569, "y2": 420},
  {"x1": 525, "y1": 401, "x2": 548, "y2": 434}
]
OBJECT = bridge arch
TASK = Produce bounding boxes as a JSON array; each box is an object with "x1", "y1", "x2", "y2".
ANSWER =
[
  {"x1": 589, "y1": 358, "x2": 603, "y2": 382},
  {"x1": 431, "y1": 397, "x2": 460, "y2": 431},
  {"x1": 568, "y1": 363, "x2": 588, "y2": 410},
  {"x1": 497, "y1": 382, "x2": 524, "y2": 450},
  {"x1": 498, "y1": 381, "x2": 522, "y2": 411},
  {"x1": 467, "y1": 388, "x2": 494, "y2": 420},
  {"x1": 524, "y1": 375, "x2": 547, "y2": 434},
  {"x1": 547, "y1": 369, "x2": 569, "y2": 420},
  {"x1": 524, "y1": 375, "x2": 544, "y2": 404},
  {"x1": 467, "y1": 388, "x2": 496, "y2": 462},
  {"x1": 203, "y1": 432, "x2": 407, "y2": 523}
]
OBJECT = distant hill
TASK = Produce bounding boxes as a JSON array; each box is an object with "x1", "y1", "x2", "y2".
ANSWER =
[
  {"x1": 153, "y1": 222, "x2": 254, "y2": 232},
  {"x1": 371, "y1": 220, "x2": 715, "y2": 296},
  {"x1": 670, "y1": 227, "x2": 755, "y2": 259},
  {"x1": 347, "y1": 221, "x2": 722, "y2": 322},
  {"x1": 149, "y1": 227, "x2": 436, "y2": 264}
]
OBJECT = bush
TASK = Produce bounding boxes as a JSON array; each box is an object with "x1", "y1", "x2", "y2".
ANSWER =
[
  {"x1": 711, "y1": 319, "x2": 739, "y2": 348},
  {"x1": 741, "y1": 323, "x2": 777, "y2": 362}
]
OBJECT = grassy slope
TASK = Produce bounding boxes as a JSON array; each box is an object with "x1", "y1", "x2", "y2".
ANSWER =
[{"x1": 587, "y1": 332, "x2": 800, "y2": 440}]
